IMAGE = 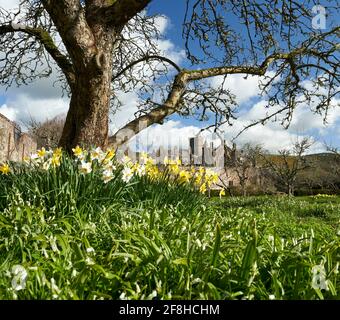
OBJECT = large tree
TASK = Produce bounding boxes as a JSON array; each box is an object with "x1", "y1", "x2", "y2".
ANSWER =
[{"x1": 0, "y1": 1, "x2": 339, "y2": 152}]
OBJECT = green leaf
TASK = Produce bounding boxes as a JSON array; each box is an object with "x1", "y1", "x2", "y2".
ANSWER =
[{"x1": 211, "y1": 223, "x2": 221, "y2": 267}]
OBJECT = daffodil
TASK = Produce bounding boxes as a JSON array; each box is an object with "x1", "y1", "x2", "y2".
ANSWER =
[
  {"x1": 199, "y1": 183, "x2": 207, "y2": 194},
  {"x1": 133, "y1": 163, "x2": 146, "y2": 177},
  {"x1": 37, "y1": 147, "x2": 47, "y2": 158},
  {"x1": 195, "y1": 174, "x2": 203, "y2": 186},
  {"x1": 168, "y1": 161, "x2": 180, "y2": 175},
  {"x1": 179, "y1": 170, "x2": 191, "y2": 183},
  {"x1": 72, "y1": 145, "x2": 83, "y2": 158},
  {"x1": 122, "y1": 166, "x2": 133, "y2": 183},
  {"x1": 103, "y1": 149, "x2": 115, "y2": 163},
  {"x1": 90, "y1": 147, "x2": 104, "y2": 161},
  {"x1": 102, "y1": 169, "x2": 114, "y2": 184},
  {"x1": 147, "y1": 165, "x2": 159, "y2": 179},
  {"x1": 219, "y1": 189, "x2": 225, "y2": 198},
  {"x1": 53, "y1": 147, "x2": 62, "y2": 157},
  {"x1": 51, "y1": 155, "x2": 61, "y2": 167},
  {"x1": 0, "y1": 163, "x2": 10, "y2": 175},
  {"x1": 79, "y1": 161, "x2": 92, "y2": 174},
  {"x1": 103, "y1": 161, "x2": 116, "y2": 172}
]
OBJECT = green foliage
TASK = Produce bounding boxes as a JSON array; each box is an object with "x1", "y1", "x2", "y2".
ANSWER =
[{"x1": 0, "y1": 155, "x2": 339, "y2": 300}]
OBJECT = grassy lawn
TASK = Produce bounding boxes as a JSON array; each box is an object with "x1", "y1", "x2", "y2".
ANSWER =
[{"x1": 0, "y1": 150, "x2": 339, "y2": 300}]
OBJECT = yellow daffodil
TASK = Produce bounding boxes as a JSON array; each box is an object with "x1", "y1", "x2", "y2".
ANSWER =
[
  {"x1": 53, "y1": 147, "x2": 62, "y2": 157},
  {"x1": 0, "y1": 163, "x2": 10, "y2": 175},
  {"x1": 179, "y1": 170, "x2": 191, "y2": 183},
  {"x1": 195, "y1": 174, "x2": 202, "y2": 186},
  {"x1": 72, "y1": 146, "x2": 83, "y2": 157},
  {"x1": 199, "y1": 167, "x2": 205, "y2": 175},
  {"x1": 199, "y1": 183, "x2": 207, "y2": 194},
  {"x1": 104, "y1": 149, "x2": 115, "y2": 162},
  {"x1": 37, "y1": 147, "x2": 47, "y2": 158},
  {"x1": 169, "y1": 163, "x2": 180, "y2": 175},
  {"x1": 51, "y1": 155, "x2": 61, "y2": 167},
  {"x1": 147, "y1": 165, "x2": 159, "y2": 179},
  {"x1": 219, "y1": 189, "x2": 225, "y2": 198}
]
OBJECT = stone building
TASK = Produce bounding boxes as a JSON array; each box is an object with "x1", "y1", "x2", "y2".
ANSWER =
[{"x1": 0, "y1": 113, "x2": 37, "y2": 162}]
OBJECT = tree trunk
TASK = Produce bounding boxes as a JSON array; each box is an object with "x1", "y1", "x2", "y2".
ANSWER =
[
  {"x1": 58, "y1": 29, "x2": 115, "y2": 153},
  {"x1": 59, "y1": 69, "x2": 111, "y2": 153},
  {"x1": 287, "y1": 184, "x2": 294, "y2": 197}
]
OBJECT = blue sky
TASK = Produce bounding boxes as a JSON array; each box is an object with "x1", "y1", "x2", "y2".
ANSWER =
[{"x1": 0, "y1": 0, "x2": 339, "y2": 153}]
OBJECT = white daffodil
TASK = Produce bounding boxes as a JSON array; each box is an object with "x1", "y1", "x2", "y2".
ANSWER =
[
  {"x1": 135, "y1": 164, "x2": 146, "y2": 177},
  {"x1": 11, "y1": 265, "x2": 28, "y2": 291},
  {"x1": 122, "y1": 166, "x2": 133, "y2": 183},
  {"x1": 102, "y1": 169, "x2": 114, "y2": 184},
  {"x1": 79, "y1": 161, "x2": 92, "y2": 174},
  {"x1": 90, "y1": 147, "x2": 104, "y2": 161},
  {"x1": 103, "y1": 161, "x2": 116, "y2": 172}
]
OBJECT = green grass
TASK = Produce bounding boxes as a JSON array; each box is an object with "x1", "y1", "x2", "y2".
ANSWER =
[{"x1": 0, "y1": 154, "x2": 339, "y2": 300}]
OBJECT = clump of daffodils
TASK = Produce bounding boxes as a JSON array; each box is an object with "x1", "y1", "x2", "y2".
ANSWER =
[
  {"x1": 3, "y1": 146, "x2": 221, "y2": 195},
  {"x1": 23, "y1": 147, "x2": 63, "y2": 170}
]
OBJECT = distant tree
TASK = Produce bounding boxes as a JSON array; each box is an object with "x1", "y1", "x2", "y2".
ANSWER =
[
  {"x1": 262, "y1": 138, "x2": 313, "y2": 196},
  {"x1": 27, "y1": 115, "x2": 65, "y2": 149},
  {"x1": 0, "y1": 1, "x2": 339, "y2": 152},
  {"x1": 231, "y1": 143, "x2": 263, "y2": 196},
  {"x1": 217, "y1": 140, "x2": 263, "y2": 196}
]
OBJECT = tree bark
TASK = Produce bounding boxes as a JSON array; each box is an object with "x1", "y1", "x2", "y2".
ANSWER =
[
  {"x1": 287, "y1": 184, "x2": 294, "y2": 197},
  {"x1": 59, "y1": 68, "x2": 112, "y2": 153}
]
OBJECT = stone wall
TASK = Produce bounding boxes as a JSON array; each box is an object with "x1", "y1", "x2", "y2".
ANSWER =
[{"x1": 0, "y1": 113, "x2": 37, "y2": 162}]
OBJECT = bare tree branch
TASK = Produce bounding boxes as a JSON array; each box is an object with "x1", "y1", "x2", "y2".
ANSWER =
[{"x1": 0, "y1": 23, "x2": 75, "y2": 85}]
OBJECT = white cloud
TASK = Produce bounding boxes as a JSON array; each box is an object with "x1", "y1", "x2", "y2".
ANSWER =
[
  {"x1": 0, "y1": 0, "x2": 19, "y2": 11},
  {"x1": 1, "y1": 94, "x2": 69, "y2": 127},
  {"x1": 130, "y1": 120, "x2": 200, "y2": 151},
  {"x1": 210, "y1": 72, "x2": 275, "y2": 105},
  {"x1": 0, "y1": 104, "x2": 18, "y2": 121}
]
